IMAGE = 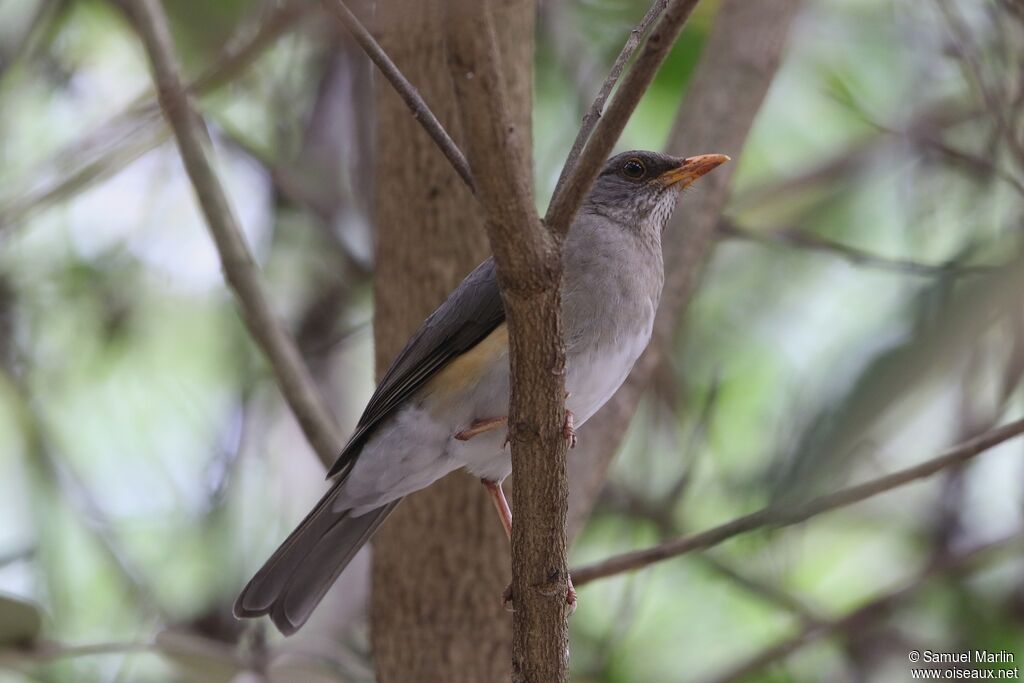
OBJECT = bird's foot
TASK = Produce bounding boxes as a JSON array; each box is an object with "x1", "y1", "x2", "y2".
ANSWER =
[
  {"x1": 455, "y1": 416, "x2": 508, "y2": 441},
  {"x1": 502, "y1": 583, "x2": 515, "y2": 612},
  {"x1": 563, "y1": 409, "x2": 577, "y2": 449},
  {"x1": 566, "y1": 575, "x2": 578, "y2": 615},
  {"x1": 501, "y1": 575, "x2": 578, "y2": 615}
]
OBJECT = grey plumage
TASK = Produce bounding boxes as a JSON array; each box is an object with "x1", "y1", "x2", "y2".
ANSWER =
[
  {"x1": 234, "y1": 150, "x2": 727, "y2": 635},
  {"x1": 235, "y1": 493, "x2": 397, "y2": 634},
  {"x1": 326, "y1": 258, "x2": 504, "y2": 479}
]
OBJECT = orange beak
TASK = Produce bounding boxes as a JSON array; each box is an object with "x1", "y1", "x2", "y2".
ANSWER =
[{"x1": 659, "y1": 153, "x2": 730, "y2": 188}]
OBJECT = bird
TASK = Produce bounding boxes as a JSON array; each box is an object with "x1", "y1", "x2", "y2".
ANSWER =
[{"x1": 234, "y1": 149, "x2": 729, "y2": 635}]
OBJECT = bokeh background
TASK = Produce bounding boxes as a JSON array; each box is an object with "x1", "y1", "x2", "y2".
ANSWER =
[{"x1": 1, "y1": 0, "x2": 1023, "y2": 681}]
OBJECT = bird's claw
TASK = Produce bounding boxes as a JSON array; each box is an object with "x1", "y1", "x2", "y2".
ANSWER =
[
  {"x1": 563, "y1": 410, "x2": 577, "y2": 449},
  {"x1": 501, "y1": 579, "x2": 578, "y2": 615},
  {"x1": 455, "y1": 416, "x2": 508, "y2": 441},
  {"x1": 502, "y1": 583, "x2": 515, "y2": 612}
]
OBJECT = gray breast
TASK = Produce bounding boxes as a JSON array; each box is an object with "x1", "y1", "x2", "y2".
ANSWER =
[{"x1": 560, "y1": 213, "x2": 664, "y2": 424}]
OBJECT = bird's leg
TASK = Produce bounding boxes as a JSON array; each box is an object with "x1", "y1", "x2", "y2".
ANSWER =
[
  {"x1": 481, "y1": 478, "x2": 578, "y2": 615},
  {"x1": 563, "y1": 391, "x2": 577, "y2": 449},
  {"x1": 457, "y1": 395, "x2": 575, "y2": 447},
  {"x1": 454, "y1": 416, "x2": 507, "y2": 441},
  {"x1": 563, "y1": 409, "x2": 577, "y2": 449},
  {"x1": 482, "y1": 479, "x2": 513, "y2": 539}
]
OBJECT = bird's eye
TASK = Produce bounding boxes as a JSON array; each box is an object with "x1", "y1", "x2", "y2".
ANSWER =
[{"x1": 621, "y1": 158, "x2": 646, "y2": 180}]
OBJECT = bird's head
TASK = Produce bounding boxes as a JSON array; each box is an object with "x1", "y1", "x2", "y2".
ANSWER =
[{"x1": 583, "y1": 150, "x2": 730, "y2": 232}]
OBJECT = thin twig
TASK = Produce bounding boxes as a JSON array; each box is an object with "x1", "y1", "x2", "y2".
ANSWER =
[
  {"x1": 699, "y1": 555, "x2": 825, "y2": 629},
  {"x1": 599, "y1": 483, "x2": 825, "y2": 626},
  {"x1": 915, "y1": 135, "x2": 1024, "y2": 198},
  {"x1": 190, "y1": 0, "x2": 313, "y2": 94},
  {"x1": 545, "y1": 0, "x2": 702, "y2": 237},
  {"x1": 697, "y1": 532, "x2": 1024, "y2": 683},
  {"x1": 663, "y1": 371, "x2": 719, "y2": 504},
  {"x1": 550, "y1": 0, "x2": 670, "y2": 198},
  {"x1": 0, "y1": 0, "x2": 312, "y2": 231},
  {"x1": 731, "y1": 100, "x2": 979, "y2": 211},
  {"x1": 321, "y1": 0, "x2": 474, "y2": 191},
  {"x1": 718, "y1": 219, "x2": 999, "y2": 277},
  {"x1": 217, "y1": 121, "x2": 372, "y2": 274},
  {"x1": 1, "y1": 640, "x2": 155, "y2": 663},
  {"x1": 126, "y1": 0, "x2": 344, "y2": 467},
  {"x1": 0, "y1": 0, "x2": 60, "y2": 88},
  {"x1": 540, "y1": 2, "x2": 603, "y2": 117},
  {"x1": 447, "y1": 2, "x2": 569, "y2": 679},
  {"x1": 934, "y1": 0, "x2": 1024, "y2": 169},
  {"x1": 0, "y1": 364, "x2": 164, "y2": 618},
  {"x1": 573, "y1": 416, "x2": 1024, "y2": 585}
]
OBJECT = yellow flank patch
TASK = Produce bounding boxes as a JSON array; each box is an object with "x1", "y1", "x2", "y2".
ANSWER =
[{"x1": 425, "y1": 322, "x2": 508, "y2": 398}]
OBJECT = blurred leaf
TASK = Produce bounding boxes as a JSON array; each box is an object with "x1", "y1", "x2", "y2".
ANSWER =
[
  {"x1": 269, "y1": 657, "x2": 350, "y2": 683},
  {"x1": 156, "y1": 629, "x2": 242, "y2": 683},
  {"x1": 771, "y1": 255, "x2": 1024, "y2": 501},
  {"x1": 0, "y1": 592, "x2": 44, "y2": 647},
  {"x1": 163, "y1": 0, "x2": 262, "y2": 69}
]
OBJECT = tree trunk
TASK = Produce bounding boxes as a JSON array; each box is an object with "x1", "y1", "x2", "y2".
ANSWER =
[{"x1": 370, "y1": 2, "x2": 534, "y2": 681}]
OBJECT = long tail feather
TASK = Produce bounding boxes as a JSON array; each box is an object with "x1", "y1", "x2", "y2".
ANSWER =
[{"x1": 234, "y1": 484, "x2": 400, "y2": 635}]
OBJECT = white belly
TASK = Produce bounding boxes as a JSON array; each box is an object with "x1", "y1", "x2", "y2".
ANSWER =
[
  {"x1": 566, "y1": 326, "x2": 653, "y2": 426},
  {"x1": 339, "y1": 302, "x2": 656, "y2": 504}
]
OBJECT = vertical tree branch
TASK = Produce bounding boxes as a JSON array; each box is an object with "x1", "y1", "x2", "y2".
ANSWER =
[
  {"x1": 550, "y1": 0, "x2": 669, "y2": 196},
  {"x1": 446, "y1": 1, "x2": 569, "y2": 679},
  {"x1": 1, "y1": 0, "x2": 314, "y2": 232},
  {"x1": 125, "y1": 0, "x2": 344, "y2": 467},
  {"x1": 544, "y1": 0, "x2": 702, "y2": 236}
]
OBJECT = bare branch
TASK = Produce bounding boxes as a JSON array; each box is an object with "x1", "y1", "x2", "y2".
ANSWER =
[
  {"x1": 572, "y1": 416, "x2": 1024, "y2": 586},
  {"x1": 0, "y1": 364, "x2": 164, "y2": 618},
  {"x1": 599, "y1": 483, "x2": 825, "y2": 626},
  {"x1": 699, "y1": 555, "x2": 825, "y2": 628},
  {"x1": 914, "y1": 134, "x2": 1024, "y2": 198},
  {"x1": 190, "y1": 0, "x2": 313, "y2": 94},
  {"x1": 539, "y1": 2, "x2": 603, "y2": 116},
  {"x1": 1, "y1": 640, "x2": 155, "y2": 664},
  {"x1": 447, "y1": 2, "x2": 569, "y2": 679},
  {"x1": 731, "y1": 100, "x2": 979, "y2": 212},
  {"x1": 663, "y1": 372, "x2": 719, "y2": 504},
  {"x1": 718, "y1": 218, "x2": 1000, "y2": 278},
  {"x1": 544, "y1": 0, "x2": 702, "y2": 237},
  {"x1": 322, "y1": 0, "x2": 474, "y2": 191},
  {"x1": 125, "y1": 0, "x2": 344, "y2": 467},
  {"x1": 0, "y1": 0, "x2": 312, "y2": 231},
  {"x1": 934, "y1": 0, "x2": 1024, "y2": 168},
  {"x1": 0, "y1": 0, "x2": 60, "y2": 87},
  {"x1": 698, "y1": 532, "x2": 1024, "y2": 683},
  {"x1": 550, "y1": 0, "x2": 670, "y2": 198}
]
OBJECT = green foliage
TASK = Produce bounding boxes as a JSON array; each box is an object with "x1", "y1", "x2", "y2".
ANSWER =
[
  {"x1": 0, "y1": 593, "x2": 43, "y2": 647},
  {"x1": 0, "y1": 0, "x2": 1021, "y2": 680}
]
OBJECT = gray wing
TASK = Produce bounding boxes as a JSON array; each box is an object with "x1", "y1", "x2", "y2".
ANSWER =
[{"x1": 325, "y1": 257, "x2": 503, "y2": 478}]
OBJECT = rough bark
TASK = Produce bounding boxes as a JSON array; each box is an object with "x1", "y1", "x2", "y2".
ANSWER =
[
  {"x1": 567, "y1": 0, "x2": 804, "y2": 537},
  {"x1": 369, "y1": 2, "x2": 533, "y2": 681},
  {"x1": 447, "y1": 2, "x2": 568, "y2": 680}
]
